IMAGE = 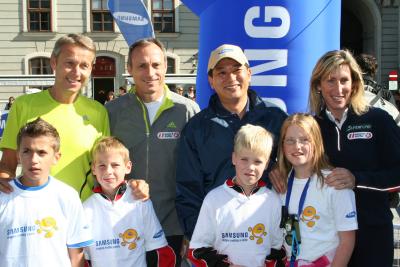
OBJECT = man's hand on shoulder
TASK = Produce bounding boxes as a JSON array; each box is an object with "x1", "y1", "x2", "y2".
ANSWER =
[
  {"x1": 0, "y1": 148, "x2": 18, "y2": 193},
  {"x1": 129, "y1": 179, "x2": 150, "y2": 201},
  {"x1": 0, "y1": 177, "x2": 13, "y2": 193},
  {"x1": 268, "y1": 165, "x2": 287, "y2": 194}
]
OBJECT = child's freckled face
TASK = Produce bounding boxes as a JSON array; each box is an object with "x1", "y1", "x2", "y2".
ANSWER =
[
  {"x1": 232, "y1": 148, "x2": 268, "y2": 191},
  {"x1": 92, "y1": 150, "x2": 132, "y2": 194},
  {"x1": 283, "y1": 125, "x2": 314, "y2": 170}
]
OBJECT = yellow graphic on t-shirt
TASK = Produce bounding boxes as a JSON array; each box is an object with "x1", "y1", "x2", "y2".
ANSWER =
[
  {"x1": 301, "y1": 206, "x2": 320, "y2": 227},
  {"x1": 248, "y1": 223, "x2": 267, "y2": 244},
  {"x1": 119, "y1": 228, "x2": 140, "y2": 250},
  {"x1": 35, "y1": 217, "x2": 58, "y2": 238}
]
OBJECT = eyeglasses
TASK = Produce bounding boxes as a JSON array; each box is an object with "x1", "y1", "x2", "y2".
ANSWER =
[{"x1": 283, "y1": 138, "x2": 310, "y2": 146}]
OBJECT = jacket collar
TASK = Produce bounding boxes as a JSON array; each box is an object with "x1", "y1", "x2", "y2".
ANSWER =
[
  {"x1": 130, "y1": 84, "x2": 175, "y2": 122},
  {"x1": 226, "y1": 177, "x2": 266, "y2": 196},
  {"x1": 208, "y1": 89, "x2": 265, "y2": 117},
  {"x1": 93, "y1": 181, "x2": 127, "y2": 202}
]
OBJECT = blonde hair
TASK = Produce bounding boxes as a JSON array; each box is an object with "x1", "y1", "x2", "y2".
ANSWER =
[
  {"x1": 92, "y1": 137, "x2": 130, "y2": 163},
  {"x1": 52, "y1": 33, "x2": 96, "y2": 59},
  {"x1": 278, "y1": 113, "x2": 331, "y2": 185},
  {"x1": 309, "y1": 49, "x2": 368, "y2": 116},
  {"x1": 234, "y1": 124, "x2": 273, "y2": 159}
]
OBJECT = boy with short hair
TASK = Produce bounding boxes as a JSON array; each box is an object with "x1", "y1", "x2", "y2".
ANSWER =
[
  {"x1": 83, "y1": 136, "x2": 175, "y2": 266},
  {"x1": 0, "y1": 118, "x2": 93, "y2": 267},
  {"x1": 188, "y1": 124, "x2": 286, "y2": 267}
]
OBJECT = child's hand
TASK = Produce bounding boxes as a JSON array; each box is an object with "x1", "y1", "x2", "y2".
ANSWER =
[
  {"x1": 129, "y1": 179, "x2": 150, "y2": 201},
  {"x1": 269, "y1": 166, "x2": 287, "y2": 193}
]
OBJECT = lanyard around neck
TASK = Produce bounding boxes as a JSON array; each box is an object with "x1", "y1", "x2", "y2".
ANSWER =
[
  {"x1": 285, "y1": 170, "x2": 311, "y2": 266},
  {"x1": 285, "y1": 170, "x2": 311, "y2": 219}
]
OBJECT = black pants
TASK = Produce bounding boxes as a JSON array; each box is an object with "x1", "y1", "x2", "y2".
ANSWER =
[
  {"x1": 348, "y1": 223, "x2": 393, "y2": 267},
  {"x1": 167, "y1": 235, "x2": 183, "y2": 267}
]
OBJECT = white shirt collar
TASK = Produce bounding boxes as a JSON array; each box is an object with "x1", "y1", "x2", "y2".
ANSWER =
[{"x1": 325, "y1": 108, "x2": 348, "y2": 129}]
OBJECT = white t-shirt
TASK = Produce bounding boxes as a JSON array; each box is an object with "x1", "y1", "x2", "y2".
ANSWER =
[
  {"x1": 83, "y1": 187, "x2": 168, "y2": 267},
  {"x1": 144, "y1": 95, "x2": 164, "y2": 125},
  {"x1": 190, "y1": 181, "x2": 283, "y2": 267},
  {"x1": 279, "y1": 171, "x2": 358, "y2": 261},
  {"x1": 0, "y1": 177, "x2": 93, "y2": 267}
]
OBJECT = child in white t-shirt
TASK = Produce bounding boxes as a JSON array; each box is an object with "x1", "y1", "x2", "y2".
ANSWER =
[
  {"x1": 277, "y1": 113, "x2": 358, "y2": 267},
  {"x1": 188, "y1": 124, "x2": 286, "y2": 267},
  {"x1": 83, "y1": 136, "x2": 175, "y2": 267},
  {"x1": 0, "y1": 118, "x2": 93, "y2": 267}
]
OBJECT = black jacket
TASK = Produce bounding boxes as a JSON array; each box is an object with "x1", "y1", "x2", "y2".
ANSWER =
[
  {"x1": 315, "y1": 107, "x2": 400, "y2": 226},
  {"x1": 176, "y1": 90, "x2": 287, "y2": 238}
]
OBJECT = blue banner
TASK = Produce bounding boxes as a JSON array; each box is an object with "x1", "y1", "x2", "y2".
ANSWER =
[
  {"x1": 108, "y1": 0, "x2": 154, "y2": 46},
  {"x1": 182, "y1": 0, "x2": 341, "y2": 113}
]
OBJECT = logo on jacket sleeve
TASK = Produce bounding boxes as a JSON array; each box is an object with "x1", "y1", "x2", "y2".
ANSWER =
[{"x1": 248, "y1": 223, "x2": 267, "y2": 244}]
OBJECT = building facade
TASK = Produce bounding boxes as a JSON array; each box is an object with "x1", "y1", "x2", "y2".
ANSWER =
[
  {"x1": 0, "y1": 0, "x2": 199, "y2": 104},
  {"x1": 0, "y1": 0, "x2": 398, "y2": 104}
]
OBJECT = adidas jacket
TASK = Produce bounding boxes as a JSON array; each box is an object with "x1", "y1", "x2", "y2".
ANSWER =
[{"x1": 106, "y1": 85, "x2": 200, "y2": 237}]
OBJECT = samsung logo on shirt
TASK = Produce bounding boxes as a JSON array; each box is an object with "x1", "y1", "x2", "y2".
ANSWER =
[
  {"x1": 221, "y1": 232, "x2": 249, "y2": 239},
  {"x1": 153, "y1": 229, "x2": 164, "y2": 239},
  {"x1": 7, "y1": 225, "x2": 36, "y2": 236},
  {"x1": 96, "y1": 238, "x2": 120, "y2": 247},
  {"x1": 347, "y1": 132, "x2": 373, "y2": 140},
  {"x1": 345, "y1": 211, "x2": 356, "y2": 218}
]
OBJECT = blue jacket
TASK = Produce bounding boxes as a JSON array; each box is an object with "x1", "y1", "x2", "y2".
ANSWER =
[
  {"x1": 315, "y1": 107, "x2": 400, "y2": 226},
  {"x1": 176, "y1": 90, "x2": 287, "y2": 238}
]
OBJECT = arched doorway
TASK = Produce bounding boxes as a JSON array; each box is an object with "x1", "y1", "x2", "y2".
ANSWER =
[
  {"x1": 341, "y1": 8, "x2": 363, "y2": 55},
  {"x1": 92, "y1": 56, "x2": 116, "y2": 104},
  {"x1": 341, "y1": 0, "x2": 381, "y2": 79}
]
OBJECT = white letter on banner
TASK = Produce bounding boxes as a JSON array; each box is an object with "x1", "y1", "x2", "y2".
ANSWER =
[
  {"x1": 244, "y1": 6, "x2": 290, "y2": 38},
  {"x1": 245, "y1": 49, "x2": 288, "y2": 87}
]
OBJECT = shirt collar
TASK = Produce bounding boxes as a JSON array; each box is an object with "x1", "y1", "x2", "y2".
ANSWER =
[
  {"x1": 92, "y1": 181, "x2": 127, "y2": 202},
  {"x1": 226, "y1": 177, "x2": 266, "y2": 196},
  {"x1": 325, "y1": 108, "x2": 348, "y2": 129}
]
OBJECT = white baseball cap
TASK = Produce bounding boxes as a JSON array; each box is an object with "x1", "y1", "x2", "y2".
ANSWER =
[{"x1": 207, "y1": 44, "x2": 249, "y2": 72}]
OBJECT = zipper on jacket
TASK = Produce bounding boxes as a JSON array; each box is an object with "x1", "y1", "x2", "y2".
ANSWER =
[
  {"x1": 137, "y1": 96, "x2": 151, "y2": 180},
  {"x1": 335, "y1": 126, "x2": 341, "y2": 151},
  {"x1": 135, "y1": 86, "x2": 175, "y2": 181}
]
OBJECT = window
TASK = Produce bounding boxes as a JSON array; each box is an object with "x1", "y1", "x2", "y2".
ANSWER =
[
  {"x1": 27, "y1": 0, "x2": 51, "y2": 32},
  {"x1": 152, "y1": 0, "x2": 175, "y2": 33},
  {"x1": 29, "y1": 57, "x2": 52, "y2": 75},
  {"x1": 29, "y1": 57, "x2": 52, "y2": 90},
  {"x1": 91, "y1": 0, "x2": 114, "y2": 32},
  {"x1": 167, "y1": 57, "x2": 175, "y2": 74}
]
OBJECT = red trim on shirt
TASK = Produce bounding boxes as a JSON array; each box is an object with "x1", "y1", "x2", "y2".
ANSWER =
[
  {"x1": 156, "y1": 245, "x2": 176, "y2": 267},
  {"x1": 225, "y1": 178, "x2": 266, "y2": 195},
  {"x1": 92, "y1": 181, "x2": 126, "y2": 201},
  {"x1": 187, "y1": 249, "x2": 208, "y2": 267}
]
